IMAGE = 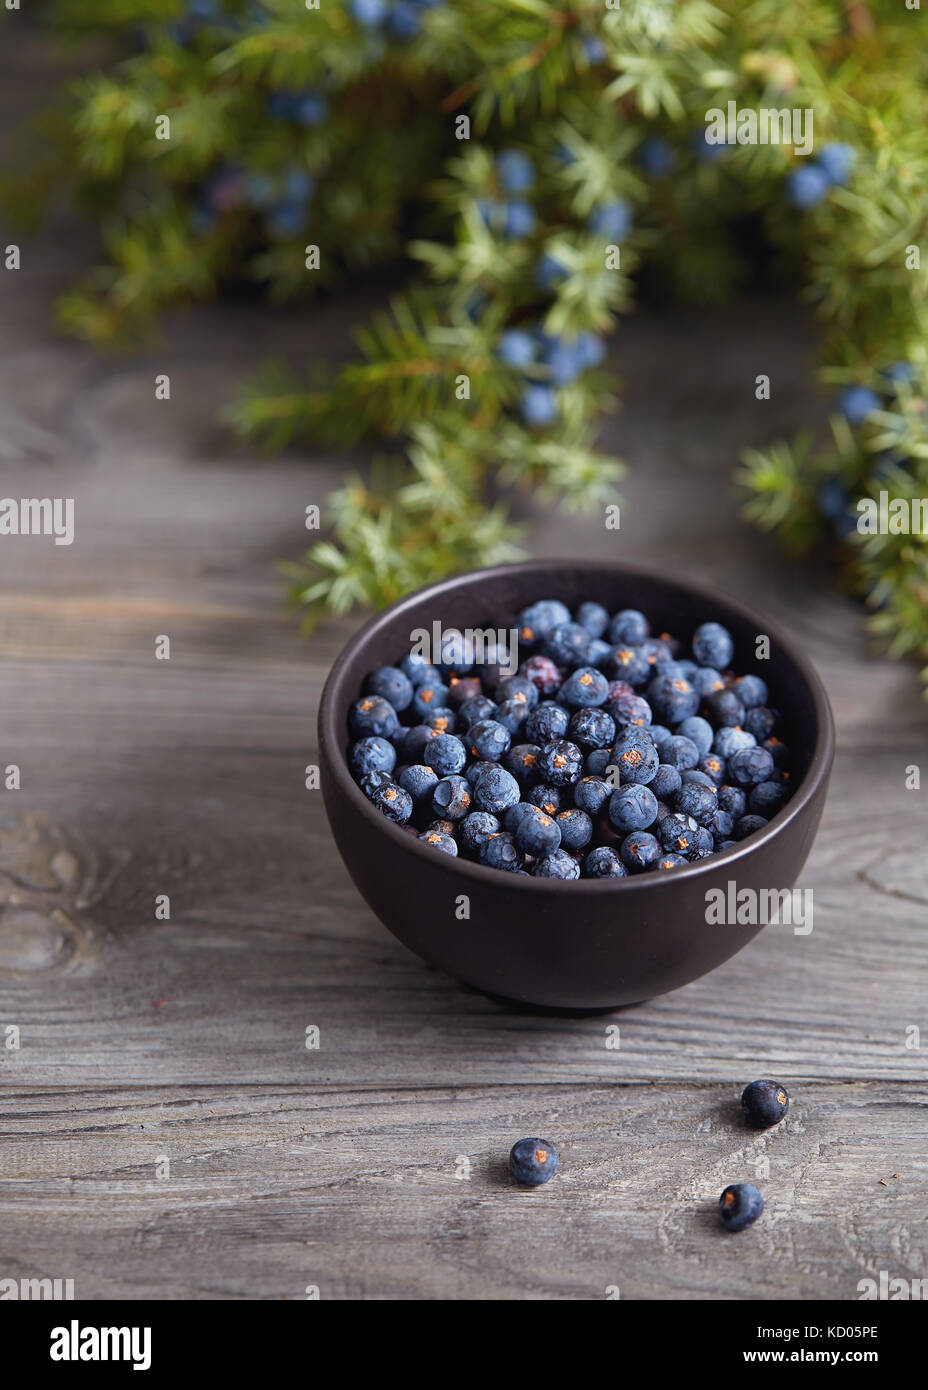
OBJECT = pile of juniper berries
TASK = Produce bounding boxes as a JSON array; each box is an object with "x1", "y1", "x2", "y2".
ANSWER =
[{"x1": 346, "y1": 598, "x2": 793, "y2": 879}]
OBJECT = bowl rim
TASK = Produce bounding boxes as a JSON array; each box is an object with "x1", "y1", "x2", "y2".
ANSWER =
[{"x1": 318, "y1": 559, "x2": 835, "y2": 893}]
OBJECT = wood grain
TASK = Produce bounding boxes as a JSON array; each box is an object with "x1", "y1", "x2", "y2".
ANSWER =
[
  {"x1": 1, "y1": 1084, "x2": 924, "y2": 1300},
  {"x1": 0, "y1": 23, "x2": 925, "y2": 1300}
]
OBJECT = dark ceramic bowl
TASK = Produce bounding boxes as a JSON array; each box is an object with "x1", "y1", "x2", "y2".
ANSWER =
[{"x1": 318, "y1": 561, "x2": 834, "y2": 1009}]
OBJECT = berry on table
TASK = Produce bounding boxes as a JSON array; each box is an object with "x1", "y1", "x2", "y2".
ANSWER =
[
  {"x1": 509, "y1": 1137, "x2": 558, "y2": 1186},
  {"x1": 718, "y1": 1182, "x2": 763, "y2": 1232},
  {"x1": 741, "y1": 1079, "x2": 790, "y2": 1129}
]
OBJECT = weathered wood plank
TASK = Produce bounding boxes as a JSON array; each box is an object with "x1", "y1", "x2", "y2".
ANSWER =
[
  {"x1": 0, "y1": 1083, "x2": 924, "y2": 1300},
  {"x1": 0, "y1": 738, "x2": 925, "y2": 1086}
]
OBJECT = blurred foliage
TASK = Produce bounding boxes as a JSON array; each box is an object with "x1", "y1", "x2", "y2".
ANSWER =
[{"x1": 4, "y1": 0, "x2": 928, "y2": 684}]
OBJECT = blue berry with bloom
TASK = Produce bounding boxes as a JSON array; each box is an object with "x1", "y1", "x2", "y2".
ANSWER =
[
  {"x1": 638, "y1": 138, "x2": 674, "y2": 176},
  {"x1": 517, "y1": 599, "x2": 571, "y2": 646},
  {"x1": 692, "y1": 621, "x2": 734, "y2": 670},
  {"x1": 419, "y1": 829, "x2": 457, "y2": 856},
  {"x1": 730, "y1": 674, "x2": 768, "y2": 709},
  {"x1": 741, "y1": 1079, "x2": 789, "y2": 1129},
  {"x1": 609, "y1": 609, "x2": 649, "y2": 645},
  {"x1": 350, "y1": 736, "x2": 397, "y2": 780},
  {"x1": 496, "y1": 149, "x2": 535, "y2": 193},
  {"x1": 498, "y1": 329, "x2": 536, "y2": 368},
  {"x1": 557, "y1": 808, "x2": 593, "y2": 850},
  {"x1": 608, "y1": 783, "x2": 659, "y2": 832},
  {"x1": 650, "y1": 763, "x2": 682, "y2": 801},
  {"x1": 719, "y1": 1182, "x2": 764, "y2": 1232},
  {"x1": 349, "y1": 695, "x2": 400, "y2": 740},
  {"x1": 525, "y1": 701, "x2": 570, "y2": 745},
  {"x1": 574, "y1": 776, "x2": 611, "y2": 816},
  {"x1": 422, "y1": 733, "x2": 467, "y2": 777},
  {"x1": 575, "y1": 601, "x2": 610, "y2": 639},
  {"x1": 583, "y1": 845, "x2": 628, "y2": 878},
  {"x1": 398, "y1": 762, "x2": 438, "y2": 803},
  {"x1": 458, "y1": 811, "x2": 500, "y2": 850},
  {"x1": 535, "y1": 253, "x2": 568, "y2": 290},
  {"x1": 837, "y1": 385, "x2": 880, "y2": 426},
  {"x1": 567, "y1": 707, "x2": 616, "y2": 750},
  {"x1": 818, "y1": 142, "x2": 856, "y2": 186},
  {"x1": 620, "y1": 829, "x2": 662, "y2": 871},
  {"x1": 542, "y1": 621, "x2": 591, "y2": 668},
  {"x1": 364, "y1": 664, "x2": 413, "y2": 711},
  {"x1": 516, "y1": 808, "x2": 562, "y2": 858},
  {"x1": 350, "y1": 0, "x2": 387, "y2": 23},
  {"x1": 467, "y1": 718, "x2": 511, "y2": 763},
  {"x1": 538, "y1": 738, "x2": 584, "y2": 787},
  {"x1": 520, "y1": 384, "x2": 557, "y2": 427},
  {"x1": 509, "y1": 1137, "x2": 558, "y2": 1185},
  {"x1": 502, "y1": 201, "x2": 536, "y2": 239},
  {"x1": 371, "y1": 781, "x2": 413, "y2": 823},
  {"x1": 587, "y1": 200, "x2": 632, "y2": 241},
  {"x1": 480, "y1": 831, "x2": 523, "y2": 872},
  {"x1": 432, "y1": 774, "x2": 472, "y2": 819},
  {"x1": 534, "y1": 849, "x2": 580, "y2": 880},
  {"x1": 386, "y1": 1, "x2": 422, "y2": 39},
  {"x1": 471, "y1": 763, "x2": 520, "y2": 814},
  {"x1": 786, "y1": 163, "x2": 830, "y2": 209},
  {"x1": 561, "y1": 666, "x2": 609, "y2": 708}
]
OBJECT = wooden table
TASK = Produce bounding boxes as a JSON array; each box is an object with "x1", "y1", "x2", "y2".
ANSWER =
[{"x1": 1, "y1": 33, "x2": 925, "y2": 1304}]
